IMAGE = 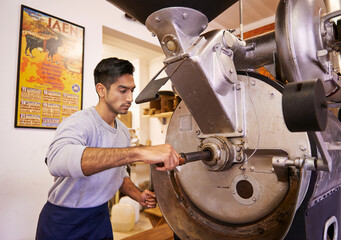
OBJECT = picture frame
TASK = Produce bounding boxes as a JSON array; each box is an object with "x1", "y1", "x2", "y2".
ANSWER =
[{"x1": 15, "y1": 5, "x2": 85, "y2": 129}]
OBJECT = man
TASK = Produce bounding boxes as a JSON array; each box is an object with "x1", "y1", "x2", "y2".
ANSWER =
[{"x1": 36, "y1": 57, "x2": 180, "y2": 240}]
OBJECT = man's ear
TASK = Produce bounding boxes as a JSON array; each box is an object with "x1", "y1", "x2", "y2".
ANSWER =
[{"x1": 96, "y1": 83, "x2": 106, "y2": 98}]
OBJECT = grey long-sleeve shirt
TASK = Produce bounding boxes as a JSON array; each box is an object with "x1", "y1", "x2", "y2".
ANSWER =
[{"x1": 46, "y1": 106, "x2": 130, "y2": 208}]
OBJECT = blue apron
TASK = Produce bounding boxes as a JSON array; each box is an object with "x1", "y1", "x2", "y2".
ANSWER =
[{"x1": 36, "y1": 201, "x2": 113, "y2": 240}]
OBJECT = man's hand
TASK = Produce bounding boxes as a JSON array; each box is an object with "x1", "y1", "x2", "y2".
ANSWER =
[
  {"x1": 140, "y1": 144, "x2": 180, "y2": 171},
  {"x1": 138, "y1": 189, "x2": 157, "y2": 208}
]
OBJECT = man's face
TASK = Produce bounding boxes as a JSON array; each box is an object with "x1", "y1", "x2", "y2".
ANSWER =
[{"x1": 104, "y1": 73, "x2": 135, "y2": 115}]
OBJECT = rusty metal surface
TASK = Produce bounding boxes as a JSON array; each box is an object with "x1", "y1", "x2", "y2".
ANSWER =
[{"x1": 152, "y1": 158, "x2": 301, "y2": 240}]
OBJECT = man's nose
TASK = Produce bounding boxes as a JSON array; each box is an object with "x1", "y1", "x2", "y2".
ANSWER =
[{"x1": 126, "y1": 92, "x2": 133, "y2": 102}]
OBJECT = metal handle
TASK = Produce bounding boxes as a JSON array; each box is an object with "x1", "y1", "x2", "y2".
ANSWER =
[{"x1": 156, "y1": 150, "x2": 212, "y2": 167}]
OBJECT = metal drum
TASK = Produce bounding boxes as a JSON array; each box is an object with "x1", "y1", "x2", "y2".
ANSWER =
[{"x1": 152, "y1": 73, "x2": 312, "y2": 240}]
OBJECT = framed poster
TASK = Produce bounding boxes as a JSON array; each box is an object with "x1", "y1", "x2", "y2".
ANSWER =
[{"x1": 15, "y1": 5, "x2": 84, "y2": 128}]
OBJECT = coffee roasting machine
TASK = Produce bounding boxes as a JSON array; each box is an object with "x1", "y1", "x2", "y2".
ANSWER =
[{"x1": 107, "y1": 0, "x2": 341, "y2": 239}]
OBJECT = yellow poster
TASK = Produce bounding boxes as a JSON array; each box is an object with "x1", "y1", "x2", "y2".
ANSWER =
[{"x1": 15, "y1": 5, "x2": 84, "y2": 128}]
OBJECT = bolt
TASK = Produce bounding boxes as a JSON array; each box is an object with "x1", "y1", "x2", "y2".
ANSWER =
[
  {"x1": 182, "y1": 13, "x2": 188, "y2": 19},
  {"x1": 269, "y1": 91, "x2": 274, "y2": 96},
  {"x1": 252, "y1": 197, "x2": 256, "y2": 202},
  {"x1": 196, "y1": 130, "x2": 201, "y2": 135},
  {"x1": 238, "y1": 128, "x2": 243, "y2": 133},
  {"x1": 244, "y1": 175, "x2": 248, "y2": 179},
  {"x1": 271, "y1": 167, "x2": 275, "y2": 172},
  {"x1": 155, "y1": 17, "x2": 161, "y2": 22},
  {"x1": 235, "y1": 84, "x2": 241, "y2": 90},
  {"x1": 166, "y1": 40, "x2": 177, "y2": 51},
  {"x1": 236, "y1": 156, "x2": 242, "y2": 161},
  {"x1": 240, "y1": 165, "x2": 246, "y2": 170},
  {"x1": 232, "y1": 190, "x2": 235, "y2": 194},
  {"x1": 250, "y1": 166, "x2": 255, "y2": 172},
  {"x1": 151, "y1": 33, "x2": 156, "y2": 37},
  {"x1": 251, "y1": 80, "x2": 256, "y2": 86},
  {"x1": 230, "y1": 69, "x2": 234, "y2": 73}
]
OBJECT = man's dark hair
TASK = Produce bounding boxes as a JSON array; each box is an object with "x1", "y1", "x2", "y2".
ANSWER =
[{"x1": 94, "y1": 57, "x2": 135, "y2": 89}]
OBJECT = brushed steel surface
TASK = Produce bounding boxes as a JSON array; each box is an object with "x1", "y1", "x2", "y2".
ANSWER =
[
  {"x1": 275, "y1": 0, "x2": 341, "y2": 102},
  {"x1": 275, "y1": 0, "x2": 327, "y2": 83},
  {"x1": 148, "y1": 20, "x2": 243, "y2": 135}
]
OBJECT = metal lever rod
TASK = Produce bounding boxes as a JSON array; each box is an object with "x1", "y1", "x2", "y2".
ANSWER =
[
  {"x1": 179, "y1": 150, "x2": 212, "y2": 165},
  {"x1": 311, "y1": 131, "x2": 332, "y2": 172},
  {"x1": 156, "y1": 150, "x2": 212, "y2": 167}
]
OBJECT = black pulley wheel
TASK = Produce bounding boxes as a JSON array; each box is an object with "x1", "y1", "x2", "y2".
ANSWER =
[{"x1": 282, "y1": 79, "x2": 327, "y2": 132}]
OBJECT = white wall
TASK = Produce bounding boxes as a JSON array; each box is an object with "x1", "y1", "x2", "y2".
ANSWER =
[
  {"x1": 148, "y1": 56, "x2": 174, "y2": 145},
  {"x1": 0, "y1": 0, "x2": 159, "y2": 239}
]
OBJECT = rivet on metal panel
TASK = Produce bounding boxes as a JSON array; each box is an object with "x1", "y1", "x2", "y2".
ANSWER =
[
  {"x1": 182, "y1": 13, "x2": 188, "y2": 19},
  {"x1": 235, "y1": 84, "x2": 241, "y2": 90},
  {"x1": 166, "y1": 40, "x2": 177, "y2": 51},
  {"x1": 250, "y1": 166, "x2": 255, "y2": 172},
  {"x1": 155, "y1": 17, "x2": 161, "y2": 22}
]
